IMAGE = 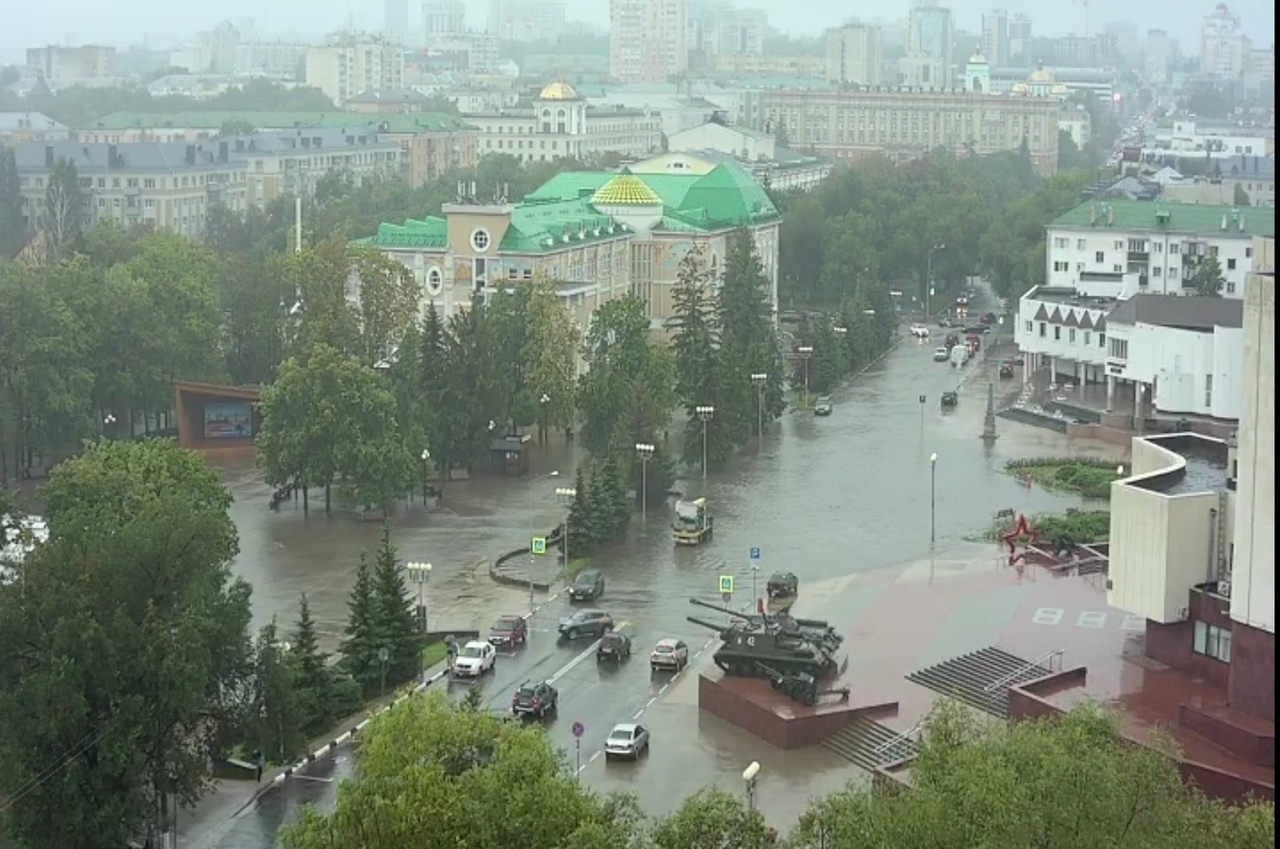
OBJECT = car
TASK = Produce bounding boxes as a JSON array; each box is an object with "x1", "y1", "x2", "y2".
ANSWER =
[
  {"x1": 597, "y1": 630, "x2": 633, "y2": 663},
  {"x1": 567, "y1": 568, "x2": 605, "y2": 602},
  {"x1": 932, "y1": 346, "x2": 950, "y2": 362},
  {"x1": 650, "y1": 638, "x2": 690, "y2": 671},
  {"x1": 604, "y1": 723, "x2": 650, "y2": 760},
  {"x1": 963, "y1": 325, "x2": 989, "y2": 336},
  {"x1": 909, "y1": 323, "x2": 930, "y2": 338},
  {"x1": 940, "y1": 391, "x2": 958, "y2": 409},
  {"x1": 766, "y1": 571, "x2": 799, "y2": 599},
  {"x1": 558, "y1": 609, "x2": 614, "y2": 641},
  {"x1": 813, "y1": 396, "x2": 833, "y2": 416},
  {"x1": 488, "y1": 615, "x2": 528, "y2": 648},
  {"x1": 998, "y1": 361, "x2": 1015, "y2": 379},
  {"x1": 511, "y1": 680, "x2": 558, "y2": 719},
  {"x1": 452, "y1": 640, "x2": 497, "y2": 678}
]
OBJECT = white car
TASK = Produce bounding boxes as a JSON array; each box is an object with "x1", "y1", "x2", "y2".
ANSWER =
[
  {"x1": 909, "y1": 323, "x2": 930, "y2": 338},
  {"x1": 451, "y1": 640, "x2": 496, "y2": 678},
  {"x1": 604, "y1": 723, "x2": 650, "y2": 760}
]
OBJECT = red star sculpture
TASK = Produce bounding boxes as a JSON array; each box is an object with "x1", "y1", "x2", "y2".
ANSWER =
[{"x1": 1003, "y1": 513, "x2": 1041, "y2": 564}]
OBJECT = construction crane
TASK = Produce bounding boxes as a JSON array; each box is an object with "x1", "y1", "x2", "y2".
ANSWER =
[{"x1": 1074, "y1": 0, "x2": 1094, "y2": 39}]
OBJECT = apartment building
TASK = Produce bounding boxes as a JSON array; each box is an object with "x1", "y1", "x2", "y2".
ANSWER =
[
  {"x1": 825, "y1": 25, "x2": 883, "y2": 86},
  {"x1": 218, "y1": 130, "x2": 402, "y2": 204},
  {"x1": 305, "y1": 34, "x2": 405, "y2": 107},
  {"x1": 25, "y1": 44, "x2": 116, "y2": 86},
  {"x1": 743, "y1": 87, "x2": 1061, "y2": 175},
  {"x1": 1201, "y1": 2, "x2": 1249, "y2": 77},
  {"x1": 0, "y1": 112, "x2": 70, "y2": 145},
  {"x1": 610, "y1": 0, "x2": 690, "y2": 84},
  {"x1": 490, "y1": 0, "x2": 568, "y2": 42},
  {"x1": 690, "y1": 4, "x2": 767, "y2": 57},
  {"x1": 1145, "y1": 29, "x2": 1175, "y2": 84},
  {"x1": 901, "y1": 5, "x2": 954, "y2": 89},
  {"x1": 981, "y1": 9, "x2": 1010, "y2": 67}
]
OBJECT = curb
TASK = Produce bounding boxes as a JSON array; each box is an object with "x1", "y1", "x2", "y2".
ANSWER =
[{"x1": 488, "y1": 524, "x2": 563, "y2": 590}]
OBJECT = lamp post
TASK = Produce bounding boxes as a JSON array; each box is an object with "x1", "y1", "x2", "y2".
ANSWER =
[
  {"x1": 929, "y1": 453, "x2": 938, "y2": 584},
  {"x1": 635, "y1": 443, "x2": 655, "y2": 516},
  {"x1": 555, "y1": 486, "x2": 576, "y2": 575},
  {"x1": 539, "y1": 393, "x2": 550, "y2": 445},
  {"x1": 103, "y1": 412, "x2": 118, "y2": 439},
  {"x1": 406, "y1": 561, "x2": 432, "y2": 679},
  {"x1": 742, "y1": 761, "x2": 760, "y2": 812},
  {"x1": 797, "y1": 346, "x2": 813, "y2": 407},
  {"x1": 420, "y1": 448, "x2": 431, "y2": 502},
  {"x1": 750, "y1": 372, "x2": 767, "y2": 437},
  {"x1": 918, "y1": 394, "x2": 927, "y2": 440},
  {"x1": 695, "y1": 405, "x2": 715, "y2": 478},
  {"x1": 925, "y1": 243, "x2": 945, "y2": 322}
]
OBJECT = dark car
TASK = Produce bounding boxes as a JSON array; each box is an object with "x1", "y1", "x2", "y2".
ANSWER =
[
  {"x1": 488, "y1": 615, "x2": 528, "y2": 648},
  {"x1": 963, "y1": 325, "x2": 989, "y2": 336},
  {"x1": 558, "y1": 609, "x2": 614, "y2": 641},
  {"x1": 596, "y1": 630, "x2": 632, "y2": 663},
  {"x1": 813, "y1": 396, "x2": 833, "y2": 416},
  {"x1": 766, "y1": 571, "x2": 799, "y2": 599},
  {"x1": 511, "y1": 680, "x2": 558, "y2": 719},
  {"x1": 567, "y1": 568, "x2": 605, "y2": 602},
  {"x1": 941, "y1": 391, "x2": 958, "y2": 409},
  {"x1": 998, "y1": 361, "x2": 1015, "y2": 379}
]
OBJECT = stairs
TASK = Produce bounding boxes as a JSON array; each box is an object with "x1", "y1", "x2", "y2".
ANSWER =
[
  {"x1": 906, "y1": 647, "x2": 1042, "y2": 719},
  {"x1": 822, "y1": 716, "x2": 920, "y2": 772}
]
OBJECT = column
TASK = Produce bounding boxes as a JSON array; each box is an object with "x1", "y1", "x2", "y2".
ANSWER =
[
  {"x1": 1106, "y1": 375, "x2": 1115, "y2": 411},
  {"x1": 1134, "y1": 381, "x2": 1144, "y2": 431},
  {"x1": 1023, "y1": 354, "x2": 1032, "y2": 385},
  {"x1": 1050, "y1": 357, "x2": 1058, "y2": 384}
]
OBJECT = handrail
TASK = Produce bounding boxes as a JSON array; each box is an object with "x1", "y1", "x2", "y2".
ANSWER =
[
  {"x1": 982, "y1": 649, "x2": 1064, "y2": 695},
  {"x1": 873, "y1": 720, "x2": 924, "y2": 759}
]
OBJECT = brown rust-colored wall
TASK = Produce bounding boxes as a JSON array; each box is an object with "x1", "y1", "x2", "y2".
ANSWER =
[
  {"x1": 1143, "y1": 589, "x2": 1234, "y2": 686},
  {"x1": 1179, "y1": 704, "x2": 1275, "y2": 768},
  {"x1": 1229, "y1": 621, "x2": 1276, "y2": 722}
]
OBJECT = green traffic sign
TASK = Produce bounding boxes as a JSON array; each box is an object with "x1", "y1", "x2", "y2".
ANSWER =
[
  {"x1": 531, "y1": 536, "x2": 547, "y2": 555},
  {"x1": 718, "y1": 575, "x2": 734, "y2": 594}
]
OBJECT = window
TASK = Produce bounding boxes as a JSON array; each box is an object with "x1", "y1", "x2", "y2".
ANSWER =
[
  {"x1": 1068, "y1": 328, "x2": 1076, "y2": 343},
  {"x1": 1054, "y1": 237, "x2": 1068, "y2": 248},
  {"x1": 1024, "y1": 321, "x2": 1033, "y2": 333},
  {"x1": 1113, "y1": 265, "x2": 1123, "y2": 273},
  {"x1": 1108, "y1": 338, "x2": 1128, "y2": 360},
  {"x1": 1076, "y1": 238, "x2": 1086, "y2": 250},
  {"x1": 1227, "y1": 258, "x2": 1236, "y2": 270},
  {"x1": 1205, "y1": 374, "x2": 1213, "y2": 407},
  {"x1": 1170, "y1": 266, "x2": 1179, "y2": 279},
  {"x1": 470, "y1": 228, "x2": 491, "y2": 252},
  {"x1": 1153, "y1": 243, "x2": 1163, "y2": 253},
  {"x1": 1083, "y1": 331, "x2": 1091, "y2": 346},
  {"x1": 1153, "y1": 267, "x2": 1162, "y2": 277},
  {"x1": 1193, "y1": 621, "x2": 1232, "y2": 662},
  {"x1": 1053, "y1": 260, "x2": 1069, "y2": 272},
  {"x1": 1094, "y1": 251, "x2": 1105, "y2": 263},
  {"x1": 1170, "y1": 243, "x2": 1180, "y2": 254},
  {"x1": 1053, "y1": 326, "x2": 1061, "y2": 341},
  {"x1": 1227, "y1": 281, "x2": 1236, "y2": 294},
  {"x1": 1099, "y1": 333, "x2": 1105, "y2": 348}
]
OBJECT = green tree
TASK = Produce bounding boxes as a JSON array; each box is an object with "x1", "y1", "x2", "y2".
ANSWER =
[
  {"x1": 565, "y1": 466, "x2": 600, "y2": 557},
  {"x1": 810, "y1": 314, "x2": 845, "y2": 394},
  {"x1": 417, "y1": 303, "x2": 452, "y2": 475},
  {"x1": 577, "y1": 295, "x2": 663, "y2": 454},
  {"x1": 0, "y1": 146, "x2": 25, "y2": 258},
  {"x1": 339, "y1": 553, "x2": 380, "y2": 696},
  {"x1": 41, "y1": 156, "x2": 84, "y2": 260},
  {"x1": 0, "y1": 439, "x2": 252, "y2": 849},
  {"x1": 670, "y1": 246, "x2": 731, "y2": 470},
  {"x1": 719, "y1": 229, "x2": 786, "y2": 433},
  {"x1": 440, "y1": 297, "x2": 504, "y2": 471},
  {"x1": 1233, "y1": 183, "x2": 1251, "y2": 206},
  {"x1": 1190, "y1": 254, "x2": 1227, "y2": 297},
  {"x1": 650, "y1": 788, "x2": 777, "y2": 849},
  {"x1": 370, "y1": 524, "x2": 422, "y2": 687},
  {"x1": 777, "y1": 194, "x2": 825, "y2": 308},
  {"x1": 291, "y1": 594, "x2": 332, "y2": 735},
  {"x1": 289, "y1": 238, "x2": 361, "y2": 360},
  {"x1": 588, "y1": 455, "x2": 630, "y2": 543},
  {"x1": 524, "y1": 277, "x2": 580, "y2": 442},
  {"x1": 251, "y1": 619, "x2": 306, "y2": 765},
  {"x1": 350, "y1": 245, "x2": 422, "y2": 368}
]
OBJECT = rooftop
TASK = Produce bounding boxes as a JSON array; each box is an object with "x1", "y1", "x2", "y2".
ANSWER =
[
  {"x1": 1125, "y1": 434, "x2": 1230, "y2": 496},
  {"x1": 0, "y1": 111, "x2": 68, "y2": 132},
  {"x1": 83, "y1": 111, "x2": 475, "y2": 133},
  {"x1": 1107, "y1": 294, "x2": 1244, "y2": 330},
  {"x1": 345, "y1": 88, "x2": 430, "y2": 105},
  {"x1": 1051, "y1": 199, "x2": 1275, "y2": 237},
  {"x1": 13, "y1": 139, "x2": 237, "y2": 172}
]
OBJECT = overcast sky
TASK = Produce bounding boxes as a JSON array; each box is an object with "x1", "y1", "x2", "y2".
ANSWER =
[{"x1": 2, "y1": 0, "x2": 1273, "y2": 65}]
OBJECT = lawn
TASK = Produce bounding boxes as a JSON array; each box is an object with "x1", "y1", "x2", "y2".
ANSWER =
[{"x1": 1005, "y1": 457, "x2": 1122, "y2": 500}]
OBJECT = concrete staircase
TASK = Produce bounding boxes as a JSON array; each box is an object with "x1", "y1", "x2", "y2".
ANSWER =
[
  {"x1": 822, "y1": 716, "x2": 920, "y2": 772},
  {"x1": 906, "y1": 647, "x2": 1041, "y2": 719}
]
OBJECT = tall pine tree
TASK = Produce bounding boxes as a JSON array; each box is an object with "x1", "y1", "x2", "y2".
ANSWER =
[
  {"x1": 253, "y1": 619, "x2": 306, "y2": 765},
  {"x1": 339, "y1": 553, "x2": 381, "y2": 696},
  {"x1": 565, "y1": 466, "x2": 598, "y2": 557},
  {"x1": 370, "y1": 524, "x2": 422, "y2": 686},
  {"x1": 418, "y1": 304, "x2": 451, "y2": 476},
  {"x1": 292, "y1": 593, "x2": 331, "y2": 734},
  {"x1": 670, "y1": 246, "x2": 730, "y2": 470},
  {"x1": 719, "y1": 229, "x2": 786, "y2": 432}
]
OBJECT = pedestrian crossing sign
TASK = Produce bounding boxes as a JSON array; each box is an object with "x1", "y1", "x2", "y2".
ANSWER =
[
  {"x1": 718, "y1": 575, "x2": 734, "y2": 594},
  {"x1": 531, "y1": 536, "x2": 547, "y2": 555}
]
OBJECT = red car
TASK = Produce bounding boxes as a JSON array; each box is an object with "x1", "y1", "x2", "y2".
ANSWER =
[{"x1": 488, "y1": 615, "x2": 528, "y2": 648}]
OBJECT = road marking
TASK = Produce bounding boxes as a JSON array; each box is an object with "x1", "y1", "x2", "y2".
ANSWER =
[
  {"x1": 547, "y1": 622, "x2": 630, "y2": 685},
  {"x1": 631, "y1": 708, "x2": 644, "y2": 720},
  {"x1": 1121, "y1": 614, "x2": 1145, "y2": 632},
  {"x1": 645, "y1": 696, "x2": 656, "y2": 708},
  {"x1": 658, "y1": 683, "x2": 669, "y2": 695},
  {"x1": 1077, "y1": 611, "x2": 1108, "y2": 629},
  {"x1": 1032, "y1": 607, "x2": 1064, "y2": 625}
]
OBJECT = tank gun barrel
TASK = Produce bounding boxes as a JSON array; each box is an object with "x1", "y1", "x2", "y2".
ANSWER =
[
  {"x1": 687, "y1": 616, "x2": 728, "y2": 632},
  {"x1": 690, "y1": 597, "x2": 756, "y2": 619}
]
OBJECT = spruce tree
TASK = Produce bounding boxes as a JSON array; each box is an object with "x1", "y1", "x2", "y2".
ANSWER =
[
  {"x1": 292, "y1": 593, "x2": 331, "y2": 733},
  {"x1": 370, "y1": 524, "x2": 421, "y2": 686},
  {"x1": 670, "y1": 246, "x2": 728, "y2": 469},
  {"x1": 595, "y1": 455, "x2": 631, "y2": 535},
  {"x1": 339, "y1": 552, "x2": 381, "y2": 696},
  {"x1": 566, "y1": 466, "x2": 598, "y2": 556},
  {"x1": 254, "y1": 619, "x2": 306, "y2": 765}
]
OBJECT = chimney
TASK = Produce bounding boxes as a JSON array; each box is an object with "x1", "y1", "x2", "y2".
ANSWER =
[
  {"x1": 185, "y1": 144, "x2": 196, "y2": 165},
  {"x1": 218, "y1": 140, "x2": 229, "y2": 162},
  {"x1": 44, "y1": 144, "x2": 54, "y2": 166}
]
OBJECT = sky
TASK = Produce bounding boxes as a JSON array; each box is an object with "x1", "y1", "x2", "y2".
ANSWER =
[{"x1": 1, "y1": 0, "x2": 1274, "y2": 65}]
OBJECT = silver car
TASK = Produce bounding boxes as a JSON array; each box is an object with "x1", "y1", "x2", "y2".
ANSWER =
[
  {"x1": 604, "y1": 723, "x2": 650, "y2": 760},
  {"x1": 649, "y1": 638, "x2": 689, "y2": 671}
]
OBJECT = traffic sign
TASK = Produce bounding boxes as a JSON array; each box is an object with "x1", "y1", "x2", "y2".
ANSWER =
[
  {"x1": 571, "y1": 721, "x2": 585, "y2": 739},
  {"x1": 718, "y1": 575, "x2": 734, "y2": 594},
  {"x1": 531, "y1": 536, "x2": 547, "y2": 555},
  {"x1": 749, "y1": 547, "x2": 761, "y2": 561},
  {"x1": 721, "y1": 593, "x2": 733, "y2": 603}
]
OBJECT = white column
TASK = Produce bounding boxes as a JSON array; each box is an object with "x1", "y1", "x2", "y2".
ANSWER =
[
  {"x1": 1023, "y1": 354, "x2": 1032, "y2": 385},
  {"x1": 1050, "y1": 357, "x2": 1058, "y2": 383},
  {"x1": 1106, "y1": 375, "x2": 1115, "y2": 411},
  {"x1": 1135, "y1": 381, "x2": 1144, "y2": 431}
]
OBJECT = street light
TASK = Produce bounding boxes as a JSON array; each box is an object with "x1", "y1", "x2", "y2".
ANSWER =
[
  {"x1": 420, "y1": 448, "x2": 431, "y2": 503},
  {"x1": 555, "y1": 486, "x2": 576, "y2": 574},
  {"x1": 103, "y1": 412, "x2": 117, "y2": 436},
  {"x1": 635, "y1": 443, "x2": 655, "y2": 516},
  {"x1": 750, "y1": 373, "x2": 767, "y2": 438},
  {"x1": 929, "y1": 453, "x2": 938, "y2": 584},
  {"x1": 539, "y1": 393, "x2": 550, "y2": 445},
  {"x1": 406, "y1": 561, "x2": 432, "y2": 679},
  {"x1": 925, "y1": 243, "x2": 946, "y2": 322},
  {"x1": 742, "y1": 761, "x2": 760, "y2": 811},
  {"x1": 797, "y1": 346, "x2": 813, "y2": 408},
  {"x1": 695, "y1": 405, "x2": 715, "y2": 479}
]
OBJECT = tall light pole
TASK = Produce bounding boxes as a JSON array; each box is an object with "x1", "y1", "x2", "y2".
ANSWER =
[
  {"x1": 929, "y1": 453, "x2": 938, "y2": 584},
  {"x1": 743, "y1": 761, "x2": 760, "y2": 812},
  {"x1": 555, "y1": 486, "x2": 576, "y2": 574},
  {"x1": 797, "y1": 346, "x2": 813, "y2": 407},
  {"x1": 635, "y1": 443, "x2": 655, "y2": 516},
  {"x1": 695, "y1": 405, "x2": 715, "y2": 478},
  {"x1": 925, "y1": 243, "x2": 946, "y2": 322},
  {"x1": 750, "y1": 373, "x2": 767, "y2": 437},
  {"x1": 539, "y1": 393, "x2": 550, "y2": 445},
  {"x1": 420, "y1": 448, "x2": 431, "y2": 503},
  {"x1": 406, "y1": 561, "x2": 432, "y2": 679}
]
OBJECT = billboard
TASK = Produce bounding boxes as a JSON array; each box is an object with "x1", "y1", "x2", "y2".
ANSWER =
[{"x1": 203, "y1": 401, "x2": 253, "y2": 439}]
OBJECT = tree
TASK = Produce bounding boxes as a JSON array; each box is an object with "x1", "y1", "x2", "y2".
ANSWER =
[
  {"x1": 417, "y1": 303, "x2": 451, "y2": 475},
  {"x1": 671, "y1": 246, "x2": 733, "y2": 469},
  {"x1": 0, "y1": 439, "x2": 253, "y2": 849},
  {"x1": 291, "y1": 594, "x2": 332, "y2": 735},
  {"x1": 565, "y1": 466, "x2": 599, "y2": 557},
  {"x1": 650, "y1": 788, "x2": 777, "y2": 849},
  {"x1": 439, "y1": 297, "x2": 504, "y2": 471},
  {"x1": 339, "y1": 553, "x2": 380, "y2": 697},
  {"x1": 524, "y1": 278, "x2": 580, "y2": 443},
  {"x1": 280, "y1": 692, "x2": 642, "y2": 849},
  {"x1": 251, "y1": 619, "x2": 306, "y2": 765},
  {"x1": 1190, "y1": 254, "x2": 1226, "y2": 297},
  {"x1": 0, "y1": 146, "x2": 25, "y2": 258},
  {"x1": 370, "y1": 524, "x2": 422, "y2": 687},
  {"x1": 719, "y1": 229, "x2": 786, "y2": 434},
  {"x1": 788, "y1": 700, "x2": 1274, "y2": 849},
  {"x1": 1233, "y1": 183, "x2": 1251, "y2": 207},
  {"x1": 41, "y1": 156, "x2": 84, "y2": 260},
  {"x1": 349, "y1": 245, "x2": 422, "y2": 368},
  {"x1": 577, "y1": 295, "x2": 663, "y2": 454}
]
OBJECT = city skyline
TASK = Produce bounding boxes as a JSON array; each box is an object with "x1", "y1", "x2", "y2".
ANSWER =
[{"x1": 1, "y1": 0, "x2": 1274, "y2": 66}]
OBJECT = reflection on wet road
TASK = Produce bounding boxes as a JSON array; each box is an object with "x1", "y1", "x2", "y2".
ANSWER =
[{"x1": 199, "y1": 290, "x2": 1119, "y2": 845}]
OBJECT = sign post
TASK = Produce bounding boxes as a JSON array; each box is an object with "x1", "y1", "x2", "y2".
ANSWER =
[
  {"x1": 749, "y1": 547, "x2": 762, "y2": 611},
  {"x1": 530, "y1": 536, "x2": 547, "y2": 611},
  {"x1": 718, "y1": 574, "x2": 734, "y2": 604},
  {"x1": 571, "y1": 721, "x2": 585, "y2": 779}
]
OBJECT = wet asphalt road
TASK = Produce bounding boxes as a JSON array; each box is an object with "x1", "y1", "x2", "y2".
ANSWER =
[{"x1": 189, "y1": 288, "x2": 1113, "y2": 846}]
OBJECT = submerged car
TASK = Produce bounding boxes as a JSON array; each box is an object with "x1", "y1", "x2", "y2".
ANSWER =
[
  {"x1": 766, "y1": 571, "x2": 799, "y2": 599},
  {"x1": 813, "y1": 396, "x2": 833, "y2": 416},
  {"x1": 567, "y1": 568, "x2": 605, "y2": 602}
]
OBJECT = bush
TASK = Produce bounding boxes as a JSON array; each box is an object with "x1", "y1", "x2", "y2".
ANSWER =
[
  {"x1": 327, "y1": 669, "x2": 364, "y2": 719},
  {"x1": 1034, "y1": 509, "x2": 1110, "y2": 552}
]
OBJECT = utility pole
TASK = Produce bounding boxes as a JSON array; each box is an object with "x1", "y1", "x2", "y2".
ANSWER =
[{"x1": 696, "y1": 406, "x2": 715, "y2": 478}]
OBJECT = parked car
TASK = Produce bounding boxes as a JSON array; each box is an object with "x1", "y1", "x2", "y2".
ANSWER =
[
  {"x1": 558, "y1": 609, "x2": 614, "y2": 641},
  {"x1": 932, "y1": 347, "x2": 950, "y2": 362},
  {"x1": 567, "y1": 568, "x2": 605, "y2": 602},
  {"x1": 813, "y1": 396, "x2": 833, "y2": 416},
  {"x1": 604, "y1": 723, "x2": 650, "y2": 760},
  {"x1": 511, "y1": 680, "x2": 558, "y2": 719},
  {"x1": 909, "y1": 323, "x2": 930, "y2": 338},
  {"x1": 650, "y1": 638, "x2": 690, "y2": 671},
  {"x1": 488, "y1": 615, "x2": 528, "y2": 648},
  {"x1": 766, "y1": 571, "x2": 799, "y2": 599},
  {"x1": 597, "y1": 630, "x2": 633, "y2": 663},
  {"x1": 452, "y1": 640, "x2": 497, "y2": 678},
  {"x1": 941, "y1": 391, "x2": 959, "y2": 409}
]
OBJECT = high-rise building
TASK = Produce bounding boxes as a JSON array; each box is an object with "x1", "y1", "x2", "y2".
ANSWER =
[
  {"x1": 384, "y1": 0, "x2": 409, "y2": 42},
  {"x1": 305, "y1": 34, "x2": 405, "y2": 107},
  {"x1": 690, "y1": 3, "x2": 767, "y2": 57},
  {"x1": 1144, "y1": 28, "x2": 1175, "y2": 84},
  {"x1": 825, "y1": 25, "x2": 883, "y2": 86},
  {"x1": 1201, "y1": 2, "x2": 1249, "y2": 77},
  {"x1": 610, "y1": 0, "x2": 690, "y2": 84},
  {"x1": 1009, "y1": 13, "x2": 1032, "y2": 65},
  {"x1": 423, "y1": 0, "x2": 467, "y2": 40},
  {"x1": 900, "y1": 5, "x2": 954, "y2": 89},
  {"x1": 982, "y1": 9, "x2": 1010, "y2": 67},
  {"x1": 491, "y1": 0, "x2": 568, "y2": 42},
  {"x1": 25, "y1": 45, "x2": 117, "y2": 85}
]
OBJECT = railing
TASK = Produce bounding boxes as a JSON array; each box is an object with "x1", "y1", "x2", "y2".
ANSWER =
[
  {"x1": 873, "y1": 720, "x2": 925, "y2": 762},
  {"x1": 982, "y1": 649, "x2": 1065, "y2": 697}
]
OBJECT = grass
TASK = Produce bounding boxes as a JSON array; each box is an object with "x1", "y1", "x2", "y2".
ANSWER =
[
  {"x1": 970, "y1": 509, "x2": 1111, "y2": 550},
  {"x1": 421, "y1": 641, "x2": 449, "y2": 670},
  {"x1": 1005, "y1": 457, "x2": 1122, "y2": 500}
]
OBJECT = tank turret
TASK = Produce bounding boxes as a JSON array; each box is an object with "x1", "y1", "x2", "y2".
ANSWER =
[
  {"x1": 689, "y1": 597, "x2": 843, "y2": 654},
  {"x1": 687, "y1": 599, "x2": 839, "y2": 679}
]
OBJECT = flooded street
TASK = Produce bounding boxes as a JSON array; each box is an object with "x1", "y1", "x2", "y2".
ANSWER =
[{"x1": 192, "y1": 312, "x2": 1126, "y2": 847}]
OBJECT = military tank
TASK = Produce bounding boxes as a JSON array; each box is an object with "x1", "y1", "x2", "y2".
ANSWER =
[
  {"x1": 689, "y1": 597, "x2": 844, "y2": 656},
  {"x1": 687, "y1": 601, "x2": 840, "y2": 678}
]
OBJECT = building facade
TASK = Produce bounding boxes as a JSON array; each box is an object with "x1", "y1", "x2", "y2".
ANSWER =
[
  {"x1": 1144, "y1": 29, "x2": 1175, "y2": 84},
  {"x1": 305, "y1": 34, "x2": 405, "y2": 106},
  {"x1": 25, "y1": 45, "x2": 116, "y2": 85},
  {"x1": 1200, "y1": 2, "x2": 1249, "y2": 77},
  {"x1": 491, "y1": 0, "x2": 568, "y2": 43},
  {"x1": 610, "y1": 0, "x2": 690, "y2": 84},
  {"x1": 1151, "y1": 121, "x2": 1271, "y2": 159},
  {"x1": 825, "y1": 25, "x2": 883, "y2": 86},
  {"x1": 981, "y1": 9, "x2": 1010, "y2": 67},
  {"x1": 901, "y1": 5, "x2": 954, "y2": 89}
]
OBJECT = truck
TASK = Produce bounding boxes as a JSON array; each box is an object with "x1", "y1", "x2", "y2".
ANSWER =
[{"x1": 672, "y1": 498, "x2": 714, "y2": 546}]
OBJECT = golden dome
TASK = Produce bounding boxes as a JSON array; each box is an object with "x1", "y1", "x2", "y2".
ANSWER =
[
  {"x1": 590, "y1": 173, "x2": 662, "y2": 207},
  {"x1": 1050, "y1": 82, "x2": 1070, "y2": 96},
  {"x1": 539, "y1": 80, "x2": 580, "y2": 101},
  {"x1": 1011, "y1": 82, "x2": 1030, "y2": 95},
  {"x1": 1029, "y1": 62, "x2": 1053, "y2": 84}
]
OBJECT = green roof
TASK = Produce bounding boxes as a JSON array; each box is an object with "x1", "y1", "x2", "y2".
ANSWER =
[
  {"x1": 362, "y1": 202, "x2": 624, "y2": 253},
  {"x1": 1052, "y1": 199, "x2": 1275, "y2": 238},
  {"x1": 84, "y1": 111, "x2": 475, "y2": 133},
  {"x1": 363, "y1": 216, "x2": 449, "y2": 249}
]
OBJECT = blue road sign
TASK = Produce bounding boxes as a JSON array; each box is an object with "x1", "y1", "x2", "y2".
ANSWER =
[
  {"x1": 749, "y1": 547, "x2": 761, "y2": 561},
  {"x1": 721, "y1": 592, "x2": 733, "y2": 603},
  {"x1": 571, "y1": 721, "x2": 585, "y2": 739}
]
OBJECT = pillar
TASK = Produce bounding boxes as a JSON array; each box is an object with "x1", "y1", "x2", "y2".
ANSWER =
[
  {"x1": 1106, "y1": 375, "x2": 1115, "y2": 411},
  {"x1": 1022, "y1": 354, "x2": 1032, "y2": 385},
  {"x1": 1050, "y1": 357, "x2": 1058, "y2": 384},
  {"x1": 1135, "y1": 381, "x2": 1144, "y2": 432}
]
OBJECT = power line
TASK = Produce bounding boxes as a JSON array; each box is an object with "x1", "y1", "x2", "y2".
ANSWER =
[{"x1": 0, "y1": 724, "x2": 112, "y2": 815}]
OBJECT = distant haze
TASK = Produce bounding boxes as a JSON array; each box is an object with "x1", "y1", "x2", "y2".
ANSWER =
[{"x1": 1, "y1": 0, "x2": 1274, "y2": 65}]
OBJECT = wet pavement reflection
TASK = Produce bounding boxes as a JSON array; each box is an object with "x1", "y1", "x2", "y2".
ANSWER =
[{"x1": 192, "y1": 295, "x2": 1124, "y2": 846}]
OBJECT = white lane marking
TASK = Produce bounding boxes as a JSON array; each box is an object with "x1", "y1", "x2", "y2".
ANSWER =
[
  {"x1": 631, "y1": 708, "x2": 644, "y2": 720},
  {"x1": 292, "y1": 775, "x2": 333, "y2": 784},
  {"x1": 546, "y1": 623, "x2": 629, "y2": 685},
  {"x1": 658, "y1": 683, "x2": 669, "y2": 695},
  {"x1": 645, "y1": 697, "x2": 656, "y2": 708}
]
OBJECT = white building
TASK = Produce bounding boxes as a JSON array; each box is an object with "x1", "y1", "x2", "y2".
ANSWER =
[
  {"x1": 1200, "y1": 2, "x2": 1249, "y2": 78},
  {"x1": 490, "y1": 0, "x2": 567, "y2": 42},
  {"x1": 1144, "y1": 28, "x2": 1175, "y2": 85},
  {"x1": 825, "y1": 25, "x2": 883, "y2": 86},
  {"x1": 235, "y1": 41, "x2": 309, "y2": 78},
  {"x1": 900, "y1": 5, "x2": 954, "y2": 89},
  {"x1": 669, "y1": 120, "x2": 775, "y2": 161},
  {"x1": 585, "y1": 91, "x2": 724, "y2": 138},
  {"x1": 690, "y1": 3, "x2": 767, "y2": 57},
  {"x1": 1151, "y1": 120, "x2": 1270, "y2": 159},
  {"x1": 610, "y1": 0, "x2": 690, "y2": 84},
  {"x1": 305, "y1": 34, "x2": 405, "y2": 107},
  {"x1": 423, "y1": 0, "x2": 467, "y2": 38},
  {"x1": 981, "y1": 9, "x2": 1010, "y2": 67},
  {"x1": 1058, "y1": 103, "x2": 1092, "y2": 149},
  {"x1": 1043, "y1": 200, "x2": 1273, "y2": 299}
]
